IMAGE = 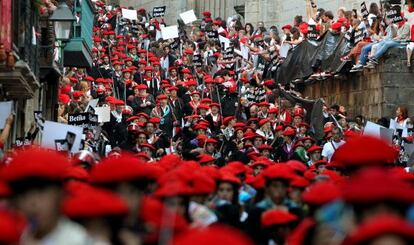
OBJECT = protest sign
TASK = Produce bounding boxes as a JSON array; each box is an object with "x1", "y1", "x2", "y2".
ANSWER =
[
  {"x1": 180, "y1": 10, "x2": 197, "y2": 24},
  {"x1": 0, "y1": 101, "x2": 13, "y2": 129},
  {"x1": 354, "y1": 29, "x2": 364, "y2": 44},
  {"x1": 94, "y1": 107, "x2": 111, "y2": 123},
  {"x1": 192, "y1": 54, "x2": 203, "y2": 67},
  {"x1": 386, "y1": 5, "x2": 403, "y2": 23},
  {"x1": 68, "y1": 112, "x2": 99, "y2": 128},
  {"x1": 121, "y1": 9, "x2": 137, "y2": 20},
  {"x1": 364, "y1": 121, "x2": 394, "y2": 143},
  {"x1": 161, "y1": 25, "x2": 179, "y2": 40},
  {"x1": 153, "y1": 6, "x2": 166, "y2": 17},
  {"x1": 361, "y1": 2, "x2": 369, "y2": 19},
  {"x1": 206, "y1": 30, "x2": 219, "y2": 41},
  {"x1": 41, "y1": 121, "x2": 83, "y2": 154}
]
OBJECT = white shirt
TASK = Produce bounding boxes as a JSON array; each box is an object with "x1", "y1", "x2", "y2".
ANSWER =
[
  {"x1": 21, "y1": 218, "x2": 91, "y2": 245},
  {"x1": 322, "y1": 140, "x2": 345, "y2": 162}
]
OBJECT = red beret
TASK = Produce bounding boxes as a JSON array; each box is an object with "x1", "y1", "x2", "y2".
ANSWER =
[
  {"x1": 258, "y1": 101, "x2": 270, "y2": 107},
  {"x1": 343, "y1": 215, "x2": 414, "y2": 245},
  {"x1": 302, "y1": 181, "x2": 341, "y2": 206},
  {"x1": 190, "y1": 172, "x2": 216, "y2": 195},
  {"x1": 186, "y1": 80, "x2": 197, "y2": 87},
  {"x1": 205, "y1": 138, "x2": 218, "y2": 145},
  {"x1": 194, "y1": 124, "x2": 208, "y2": 131},
  {"x1": 198, "y1": 154, "x2": 216, "y2": 164},
  {"x1": 219, "y1": 172, "x2": 242, "y2": 186},
  {"x1": 137, "y1": 112, "x2": 150, "y2": 119},
  {"x1": 134, "y1": 84, "x2": 148, "y2": 90},
  {"x1": 263, "y1": 79, "x2": 274, "y2": 87},
  {"x1": 331, "y1": 136, "x2": 398, "y2": 168},
  {"x1": 59, "y1": 94, "x2": 71, "y2": 104},
  {"x1": 202, "y1": 11, "x2": 211, "y2": 17},
  {"x1": 2, "y1": 149, "x2": 71, "y2": 182},
  {"x1": 331, "y1": 21, "x2": 342, "y2": 31},
  {"x1": 259, "y1": 118, "x2": 270, "y2": 127},
  {"x1": 342, "y1": 167, "x2": 414, "y2": 204},
  {"x1": 197, "y1": 103, "x2": 209, "y2": 110},
  {"x1": 300, "y1": 136, "x2": 315, "y2": 143},
  {"x1": 181, "y1": 68, "x2": 191, "y2": 74},
  {"x1": 282, "y1": 24, "x2": 293, "y2": 30},
  {"x1": 261, "y1": 165, "x2": 296, "y2": 182},
  {"x1": 63, "y1": 166, "x2": 89, "y2": 182},
  {"x1": 212, "y1": 20, "x2": 222, "y2": 26},
  {"x1": 144, "y1": 66, "x2": 153, "y2": 72},
  {"x1": 85, "y1": 76, "x2": 94, "y2": 82},
  {"x1": 184, "y1": 49, "x2": 194, "y2": 55},
  {"x1": 90, "y1": 155, "x2": 151, "y2": 184},
  {"x1": 286, "y1": 160, "x2": 308, "y2": 174},
  {"x1": 283, "y1": 127, "x2": 296, "y2": 136},
  {"x1": 257, "y1": 144, "x2": 273, "y2": 151},
  {"x1": 63, "y1": 186, "x2": 128, "y2": 218},
  {"x1": 172, "y1": 224, "x2": 253, "y2": 245},
  {"x1": 0, "y1": 209, "x2": 26, "y2": 244},
  {"x1": 290, "y1": 176, "x2": 310, "y2": 188},
  {"x1": 223, "y1": 116, "x2": 235, "y2": 126},
  {"x1": 148, "y1": 117, "x2": 161, "y2": 124},
  {"x1": 307, "y1": 145, "x2": 322, "y2": 153},
  {"x1": 157, "y1": 94, "x2": 168, "y2": 100},
  {"x1": 72, "y1": 91, "x2": 84, "y2": 99},
  {"x1": 261, "y1": 210, "x2": 298, "y2": 227},
  {"x1": 140, "y1": 143, "x2": 156, "y2": 151},
  {"x1": 221, "y1": 161, "x2": 247, "y2": 176}
]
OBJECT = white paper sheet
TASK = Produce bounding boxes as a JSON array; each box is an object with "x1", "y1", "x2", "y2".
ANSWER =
[
  {"x1": 180, "y1": 10, "x2": 197, "y2": 24},
  {"x1": 94, "y1": 107, "x2": 111, "y2": 123},
  {"x1": 363, "y1": 121, "x2": 384, "y2": 137},
  {"x1": 41, "y1": 121, "x2": 84, "y2": 154},
  {"x1": 240, "y1": 44, "x2": 249, "y2": 60},
  {"x1": 0, "y1": 101, "x2": 13, "y2": 129},
  {"x1": 161, "y1": 25, "x2": 179, "y2": 40},
  {"x1": 121, "y1": 9, "x2": 138, "y2": 20}
]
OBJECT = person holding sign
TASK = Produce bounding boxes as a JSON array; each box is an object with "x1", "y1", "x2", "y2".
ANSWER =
[{"x1": 365, "y1": 14, "x2": 411, "y2": 69}]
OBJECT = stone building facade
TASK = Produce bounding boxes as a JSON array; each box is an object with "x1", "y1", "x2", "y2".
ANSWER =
[{"x1": 119, "y1": 0, "x2": 379, "y2": 28}]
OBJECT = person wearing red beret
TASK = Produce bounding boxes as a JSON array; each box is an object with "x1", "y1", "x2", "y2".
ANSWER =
[
  {"x1": 245, "y1": 164, "x2": 296, "y2": 244},
  {"x1": 307, "y1": 144, "x2": 323, "y2": 165},
  {"x1": 274, "y1": 127, "x2": 297, "y2": 162},
  {"x1": 151, "y1": 93, "x2": 174, "y2": 138},
  {"x1": 204, "y1": 102, "x2": 222, "y2": 135},
  {"x1": 256, "y1": 118, "x2": 275, "y2": 145},
  {"x1": 2, "y1": 149, "x2": 91, "y2": 244},
  {"x1": 63, "y1": 185, "x2": 130, "y2": 244},
  {"x1": 213, "y1": 171, "x2": 244, "y2": 228},
  {"x1": 130, "y1": 83, "x2": 155, "y2": 116},
  {"x1": 321, "y1": 126, "x2": 345, "y2": 162},
  {"x1": 261, "y1": 209, "x2": 298, "y2": 245}
]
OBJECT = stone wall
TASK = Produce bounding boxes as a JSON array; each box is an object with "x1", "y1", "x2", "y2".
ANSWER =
[{"x1": 301, "y1": 48, "x2": 414, "y2": 120}]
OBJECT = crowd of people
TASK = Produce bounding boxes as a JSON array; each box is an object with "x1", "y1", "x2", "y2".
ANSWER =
[{"x1": 1, "y1": 0, "x2": 414, "y2": 244}]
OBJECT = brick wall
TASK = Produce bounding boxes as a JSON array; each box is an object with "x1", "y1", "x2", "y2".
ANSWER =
[{"x1": 301, "y1": 48, "x2": 414, "y2": 120}]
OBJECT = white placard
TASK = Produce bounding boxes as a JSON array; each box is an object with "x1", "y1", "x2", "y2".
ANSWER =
[
  {"x1": 241, "y1": 44, "x2": 249, "y2": 60},
  {"x1": 180, "y1": 10, "x2": 197, "y2": 24},
  {"x1": 0, "y1": 101, "x2": 13, "y2": 129},
  {"x1": 364, "y1": 121, "x2": 395, "y2": 144},
  {"x1": 161, "y1": 25, "x2": 179, "y2": 40},
  {"x1": 389, "y1": 119, "x2": 397, "y2": 130},
  {"x1": 280, "y1": 43, "x2": 291, "y2": 58},
  {"x1": 94, "y1": 107, "x2": 111, "y2": 123},
  {"x1": 363, "y1": 121, "x2": 383, "y2": 137},
  {"x1": 121, "y1": 9, "x2": 138, "y2": 20},
  {"x1": 41, "y1": 121, "x2": 84, "y2": 154},
  {"x1": 219, "y1": 35, "x2": 230, "y2": 49}
]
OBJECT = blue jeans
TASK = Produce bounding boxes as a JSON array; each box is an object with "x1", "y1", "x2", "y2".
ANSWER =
[
  {"x1": 359, "y1": 43, "x2": 375, "y2": 65},
  {"x1": 372, "y1": 40, "x2": 404, "y2": 60}
]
